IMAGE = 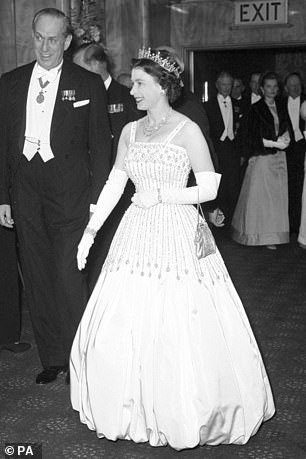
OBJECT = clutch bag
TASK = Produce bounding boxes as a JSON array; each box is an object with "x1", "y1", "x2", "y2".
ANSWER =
[{"x1": 194, "y1": 191, "x2": 216, "y2": 259}]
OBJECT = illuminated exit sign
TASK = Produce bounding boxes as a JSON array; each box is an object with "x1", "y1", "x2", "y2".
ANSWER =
[{"x1": 234, "y1": 0, "x2": 288, "y2": 26}]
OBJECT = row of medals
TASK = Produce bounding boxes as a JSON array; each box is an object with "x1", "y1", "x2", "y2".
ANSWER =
[{"x1": 36, "y1": 88, "x2": 76, "y2": 104}]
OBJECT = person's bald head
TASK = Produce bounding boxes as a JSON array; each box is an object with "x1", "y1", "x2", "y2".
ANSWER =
[{"x1": 73, "y1": 43, "x2": 110, "y2": 81}]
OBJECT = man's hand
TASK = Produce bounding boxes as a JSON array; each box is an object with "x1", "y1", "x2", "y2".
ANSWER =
[
  {"x1": 208, "y1": 208, "x2": 225, "y2": 228},
  {"x1": 0, "y1": 204, "x2": 14, "y2": 228}
]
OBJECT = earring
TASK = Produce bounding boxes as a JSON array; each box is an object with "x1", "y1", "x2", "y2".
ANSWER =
[{"x1": 161, "y1": 89, "x2": 166, "y2": 95}]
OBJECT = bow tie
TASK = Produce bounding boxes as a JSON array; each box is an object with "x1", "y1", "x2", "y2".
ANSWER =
[
  {"x1": 36, "y1": 65, "x2": 60, "y2": 81},
  {"x1": 218, "y1": 95, "x2": 230, "y2": 105}
]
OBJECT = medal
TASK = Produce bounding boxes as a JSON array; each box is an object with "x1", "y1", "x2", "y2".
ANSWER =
[
  {"x1": 36, "y1": 92, "x2": 45, "y2": 104},
  {"x1": 36, "y1": 77, "x2": 50, "y2": 104},
  {"x1": 61, "y1": 89, "x2": 76, "y2": 101}
]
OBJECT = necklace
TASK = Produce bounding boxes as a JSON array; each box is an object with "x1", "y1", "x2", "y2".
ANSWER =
[
  {"x1": 36, "y1": 77, "x2": 50, "y2": 104},
  {"x1": 143, "y1": 107, "x2": 172, "y2": 137}
]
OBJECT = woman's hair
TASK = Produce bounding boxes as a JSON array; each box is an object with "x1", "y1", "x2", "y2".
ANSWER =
[
  {"x1": 131, "y1": 49, "x2": 182, "y2": 104},
  {"x1": 260, "y1": 71, "x2": 280, "y2": 88}
]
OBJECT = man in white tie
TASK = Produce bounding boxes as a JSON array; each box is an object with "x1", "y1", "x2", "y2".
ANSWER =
[
  {"x1": 0, "y1": 8, "x2": 112, "y2": 384},
  {"x1": 249, "y1": 72, "x2": 262, "y2": 105},
  {"x1": 204, "y1": 72, "x2": 240, "y2": 224},
  {"x1": 284, "y1": 72, "x2": 306, "y2": 233}
]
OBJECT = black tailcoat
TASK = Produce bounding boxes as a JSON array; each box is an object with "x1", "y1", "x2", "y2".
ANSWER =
[
  {"x1": 204, "y1": 96, "x2": 241, "y2": 221},
  {"x1": 0, "y1": 59, "x2": 112, "y2": 368},
  {"x1": 284, "y1": 95, "x2": 306, "y2": 232}
]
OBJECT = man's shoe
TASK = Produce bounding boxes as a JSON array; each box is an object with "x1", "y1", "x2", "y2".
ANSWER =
[
  {"x1": 36, "y1": 366, "x2": 67, "y2": 385},
  {"x1": 0, "y1": 342, "x2": 31, "y2": 353}
]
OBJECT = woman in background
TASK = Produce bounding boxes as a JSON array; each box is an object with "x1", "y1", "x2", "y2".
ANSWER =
[{"x1": 231, "y1": 71, "x2": 290, "y2": 249}]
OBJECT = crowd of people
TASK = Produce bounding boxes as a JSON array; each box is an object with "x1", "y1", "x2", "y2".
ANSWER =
[
  {"x1": 204, "y1": 70, "x2": 306, "y2": 250},
  {"x1": 1, "y1": 5, "x2": 305, "y2": 452}
]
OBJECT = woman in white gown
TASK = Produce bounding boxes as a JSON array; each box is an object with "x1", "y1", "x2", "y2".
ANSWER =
[{"x1": 70, "y1": 48, "x2": 275, "y2": 450}]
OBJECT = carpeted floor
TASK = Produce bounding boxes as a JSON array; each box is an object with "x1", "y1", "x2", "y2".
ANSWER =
[{"x1": 1, "y1": 230, "x2": 306, "y2": 459}]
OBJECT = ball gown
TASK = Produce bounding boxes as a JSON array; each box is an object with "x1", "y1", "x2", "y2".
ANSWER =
[{"x1": 70, "y1": 120, "x2": 275, "y2": 450}]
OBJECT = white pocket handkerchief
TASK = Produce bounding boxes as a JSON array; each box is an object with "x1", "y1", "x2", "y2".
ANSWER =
[{"x1": 73, "y1": 99, "x2": 90, "y2": 108}]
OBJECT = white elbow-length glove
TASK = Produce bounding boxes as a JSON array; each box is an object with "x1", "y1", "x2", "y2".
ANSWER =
[
  {"x1": 77, "y1": 167, "x2": 128, "y2": 270},
  {"x1": 263, "y1": 133, "x2": 290, "y2": 150},
  {"x1": 131, "y1": 171, "x2": 221, "y2": 208}
]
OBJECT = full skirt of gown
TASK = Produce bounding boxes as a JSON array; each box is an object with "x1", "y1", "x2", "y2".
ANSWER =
[
  {"x1": 231, "y1": 152, "x2": 289, "y2": 246},
  {"x1": 70, "y1": 121, "x2": 275, "y2": 450}
]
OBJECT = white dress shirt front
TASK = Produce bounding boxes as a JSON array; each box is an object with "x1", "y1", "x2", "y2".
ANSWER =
[
  {"x1": 288, "y1": 96, "x2": 303, "y2": 142},
  {"x1": 104, "y1": 74, "x2": 112, "y2": 90},
  {"x1": 218, "y1": 94, "x2": 234, "y2": 141},
  {"x1": 251, "y1": 93, "x2": 261, "y2": 105},
  {"x1": 23, "y1": 61, "x2": 62, "y2": 162}
]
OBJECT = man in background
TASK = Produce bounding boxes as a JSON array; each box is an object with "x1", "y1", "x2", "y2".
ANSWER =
[
  {"x1": 248, "y1": 72, "x2": 262, "y2": 105},
  {"x1": 204, "y1": 71, "x2": 240, "y2": 224},
  {"x1": 73, "y1": 43, "x2": 140, "y2": 161},
  {"x1": 284, "y1": 72, "x2": 306, "y2": 233}
]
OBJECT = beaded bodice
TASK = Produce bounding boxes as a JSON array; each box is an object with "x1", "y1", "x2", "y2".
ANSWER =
[
  {"x1": 125, "y1": 120, "x2": 191, "y2": 192},
  {"x1": 103, "y1": 120, "x2": 226, "y2": 283}
]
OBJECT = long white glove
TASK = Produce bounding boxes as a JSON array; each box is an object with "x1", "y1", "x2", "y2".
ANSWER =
[
  {"x1": 131, "y1": 171, "x2": 221, "y2": 209},
  {"x1": 263, "y1": 132, "x2": 290, "y2": 150},
  {"x1": 77, "y1": 167, "x2": 128, "y2": 270}
]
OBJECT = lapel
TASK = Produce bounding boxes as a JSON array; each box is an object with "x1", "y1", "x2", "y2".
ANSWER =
[
  {"x1": 299, "y1": 95, "x2": 306, "y2": 132},
  {"x1": 13, "y1": 62, "x2": 35, "y2": 151},
  {"x1": 214, "y1": 97, "x2": 225, "y2": 129},
  {"x1": 50, "y1": 60, "x2": 83, "y2": 140},
  {"x1": 285, "y1": 96, "x2": 293, "y2": 133},
  {"x1": 107, "y1": 79, "x2": 122, "y2": 103},
  {"x1": 285, "y1": 95, "x2": 306, "y2": 133}
]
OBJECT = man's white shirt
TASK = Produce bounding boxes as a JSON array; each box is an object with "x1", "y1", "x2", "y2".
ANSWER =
[
  {"x1": 217, "y1": 94, "x2": 234, "y2": 141},
  {"x1": 288, "y1": 95, "x2": 303, "y2": 142},
  {"x1": 23, "y1": 61, "x2": 62, "y2": 162}
]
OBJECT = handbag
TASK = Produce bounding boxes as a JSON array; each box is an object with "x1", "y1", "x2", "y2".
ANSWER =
[{"x1": 194, "y1": 191, "x2": 216, "y2": 259}]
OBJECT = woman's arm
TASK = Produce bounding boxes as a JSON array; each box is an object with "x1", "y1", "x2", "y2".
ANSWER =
[{"x1": 77, "y1": 123, "x2": 132, "y2": 270}]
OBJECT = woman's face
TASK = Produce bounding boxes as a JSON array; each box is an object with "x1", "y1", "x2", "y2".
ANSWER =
[
  {"x1": 262, "y1": 78, "x2": 279, "y2": 99},
  {"x1": 130, "y1": 67, "x2": 162, "y2": 110}
]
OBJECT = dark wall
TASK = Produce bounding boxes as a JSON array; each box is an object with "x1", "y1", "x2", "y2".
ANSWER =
[{"x1": 194, "y1": 47, "x2": 306, "y2": 102}]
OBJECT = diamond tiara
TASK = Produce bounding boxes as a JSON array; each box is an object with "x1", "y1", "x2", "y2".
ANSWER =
[{"x1": 138, "y1": 47, "x2": 182, "y2": 80}]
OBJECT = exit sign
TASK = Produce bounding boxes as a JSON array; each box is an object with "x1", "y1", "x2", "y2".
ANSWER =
[{"x1": 234, "y1": 0, "x2": 288, "y2": 26}]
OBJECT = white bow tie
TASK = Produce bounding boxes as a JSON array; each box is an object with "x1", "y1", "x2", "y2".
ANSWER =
[
  {"x1": 36, "y1": 65, "x2": 61, "y2": 81},
  {"x1": 218, "y1": 95, "x2": 230, "y2": 105}
]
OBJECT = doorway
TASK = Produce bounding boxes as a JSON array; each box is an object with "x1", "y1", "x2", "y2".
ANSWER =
[{"x1": 192, "y1": 46, "x2": 306, "y2": 102}]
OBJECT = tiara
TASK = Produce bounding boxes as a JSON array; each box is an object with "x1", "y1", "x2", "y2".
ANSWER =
[{"x1": 138, "y1": 47, "x2": 182, "y2": 80}]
